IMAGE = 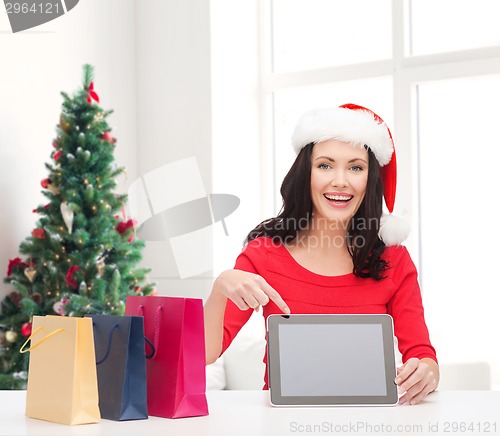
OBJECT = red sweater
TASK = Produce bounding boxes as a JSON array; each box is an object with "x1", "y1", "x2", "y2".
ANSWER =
[{"x1": 221, "y1": 237, "x2": 437, "y2": 390}]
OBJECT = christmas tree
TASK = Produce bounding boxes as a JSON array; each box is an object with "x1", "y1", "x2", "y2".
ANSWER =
[{"x1": 0, "y1": 64, "x2": 154, "y2": 389}]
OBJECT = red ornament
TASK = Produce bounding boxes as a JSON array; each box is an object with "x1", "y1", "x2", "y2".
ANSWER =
[
  {"x1": 65, "y1": 265, "x2": 81, "y2": 289},
  {"x1": 41, "y1": 178, "x2": 51, "y2": 189},
  {"x1": 32, "y1": 228, "x2": 46, "y2": 239},
  {"x1": 21, "y1": 322, "x2": 32, "y2": 337},
  {"x1": 87, "y1": 82, "x2": 100, "y2": 104},
  {"x1": 116, "y1": 219, "x2": 137, "y2": 242},
  {"x1": 101, "y1": 131, "x2": 116, "y2": 143},
  {"x1": 116, "y1": 219, "x2": 136, "y2": 234},
  {"x1": 7, "y1": 257, "x2": 28, "y2": 276},
  {"x1": 53, "y1": 150, "x2": 63, "y2": 161},
  {"x1": 34, "y1": 203, "x2": 50, "y2": 213}
]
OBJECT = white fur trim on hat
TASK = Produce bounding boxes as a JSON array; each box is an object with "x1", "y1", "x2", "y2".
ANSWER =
[
  {"x1": 379, "y1": 213, "x2": 411, "y2": 246},
  {"x1": 291, "y1": 107, "x2": 394, "y2": 166}
]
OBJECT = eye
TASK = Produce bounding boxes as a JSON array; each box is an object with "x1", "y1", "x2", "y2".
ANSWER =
[
  {"x1": 350, "y1": 165, "x2": 364, "y2": 172},
  {"x1": 318, "y1": 163, "x2": 331, "y2": 170}
]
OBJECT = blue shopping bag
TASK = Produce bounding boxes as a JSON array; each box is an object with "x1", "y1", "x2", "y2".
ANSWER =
[{"x1": 86, "y1": 314, "x2": 151, "y2": 421}]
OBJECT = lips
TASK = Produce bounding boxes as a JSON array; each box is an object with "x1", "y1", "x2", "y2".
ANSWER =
[
  {"x1": 324, "y1": 193, "x2": 353, "y2": 203},
  {"x1": 322, "y1": 193, "x2": 354, "y2": 210}
]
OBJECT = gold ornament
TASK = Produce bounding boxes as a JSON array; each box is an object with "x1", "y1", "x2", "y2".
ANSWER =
[
  {"x1": 48, "y1": 183, "x2": 60, "y2": 195},
  {"x1": 59, "y1": 113, "x2": 71, "y2": 132},
  {"x1": 5, "y1": 330, "x2": 18, "y2": 343},
  {"x1": 94, "y1": 112, "x2": 105, "y2": 122},
  {"x1": 24, "y1": 266, "x2": 37, "y2": 283},
  {"x1": 97, "y1": 261, "x2": 105, "y2": 277}
]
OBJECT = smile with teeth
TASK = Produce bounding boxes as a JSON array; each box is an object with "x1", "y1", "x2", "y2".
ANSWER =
[{"x1": 324, "y1": 194, "x2": 353, "y2": 202}]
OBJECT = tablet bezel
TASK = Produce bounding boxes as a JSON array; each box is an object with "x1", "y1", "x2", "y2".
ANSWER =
[{"x1": 267, "y1": 314, "x2": 398, "y2": 407}]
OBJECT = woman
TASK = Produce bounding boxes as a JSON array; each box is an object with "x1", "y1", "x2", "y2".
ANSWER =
[{"x1": 204, "y1": 104, "x2": 439, "y2": 405}]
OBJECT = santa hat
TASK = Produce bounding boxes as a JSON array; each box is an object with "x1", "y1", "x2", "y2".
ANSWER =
[{"x1": 291, "y1": 103, "x2": 410, "y2": 246}]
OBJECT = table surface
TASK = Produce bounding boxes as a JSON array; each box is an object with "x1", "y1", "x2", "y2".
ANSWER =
[{"x1": 1, "y1": 390, "x2": 499, "y2": 436}]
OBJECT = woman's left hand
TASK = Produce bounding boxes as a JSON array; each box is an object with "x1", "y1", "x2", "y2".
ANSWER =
[{"x1": 395, "y1": 357, "x2": 439, "y2": 405}]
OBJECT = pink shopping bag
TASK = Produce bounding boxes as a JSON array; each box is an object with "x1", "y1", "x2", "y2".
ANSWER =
[{"x1": 125, "y1": 296, "x2": 209, "y2": 418}]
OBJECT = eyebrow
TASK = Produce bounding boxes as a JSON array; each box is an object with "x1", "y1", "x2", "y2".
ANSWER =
[{"x1": 314, "y1": 156, "x2": 368, "y2": 164}]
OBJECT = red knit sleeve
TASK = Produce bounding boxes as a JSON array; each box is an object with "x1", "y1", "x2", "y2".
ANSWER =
[
  {"x1": 386, "y1": 247, "x2": 438, "y2": 364},
  {"x1": 221, "y1": 239, "x2": 266, "y2": 355}
]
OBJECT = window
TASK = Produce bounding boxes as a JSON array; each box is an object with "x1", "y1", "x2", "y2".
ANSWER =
[
  {"x1": 258, "y1": 0, "x2": 500, "y2": 388},
  {"x1": 271, "y1": 0, "x2": 392, "y2": 73},
  {"x1": 408, "y1": 0, "x2": 500, "y2": 56},
  {"x1": 416, "y1": 74, "x2": 500, "y2": 365}
]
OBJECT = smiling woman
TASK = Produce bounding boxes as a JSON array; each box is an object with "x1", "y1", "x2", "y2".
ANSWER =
[{"x1": 204, "y1": 103, "x2": 439, "y2": 405}]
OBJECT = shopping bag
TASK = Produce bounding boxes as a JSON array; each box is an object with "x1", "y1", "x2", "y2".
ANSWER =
[
  {"x1": 86, "y1": 314, "x2": 149, "y2": 421},
  {"x1": 21, "y1": 315, "x2": 100, "y2": 425},
  {"x1": 125, "y1": 295, "x2": 209, "y2": 418}
]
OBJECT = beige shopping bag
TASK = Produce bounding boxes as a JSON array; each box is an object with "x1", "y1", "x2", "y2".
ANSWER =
[{"x1": 21, "y1": 315, "x2": 100, "y2": 425}]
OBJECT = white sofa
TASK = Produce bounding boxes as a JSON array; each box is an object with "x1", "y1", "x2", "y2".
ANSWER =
[{"x1": 206, "y1": 311, "x2": 266, "y2": 390}]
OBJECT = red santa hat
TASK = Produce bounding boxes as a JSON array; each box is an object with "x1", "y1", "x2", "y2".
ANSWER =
[{"x1": 291, "y1": 103, "x2": 410, "y2": 246}]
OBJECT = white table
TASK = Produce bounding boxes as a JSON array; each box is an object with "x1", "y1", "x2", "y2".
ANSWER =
[{"x1": 1, "y1": 390, "x2": 499, "y2": 436}]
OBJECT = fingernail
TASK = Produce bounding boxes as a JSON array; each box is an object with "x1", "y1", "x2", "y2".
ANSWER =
[{"x1": 399, "y1": 398, "x2": 406, "y2": 405}]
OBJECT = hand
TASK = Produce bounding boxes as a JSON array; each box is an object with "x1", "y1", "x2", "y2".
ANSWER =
[
  {"x1": 213, "y1": 269, "x2": 290, "y2": 314},
  {"x1": 395, "y1": 357, "x2": 439, "y2": 405}
]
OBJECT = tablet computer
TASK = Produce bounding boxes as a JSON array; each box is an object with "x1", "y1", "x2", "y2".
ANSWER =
[{"x1": 267, "y1": 314, "x2": 398, "y2": 406}]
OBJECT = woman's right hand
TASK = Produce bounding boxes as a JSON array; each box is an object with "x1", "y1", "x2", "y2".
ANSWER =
[{"x1": 213, "y1": 269, "x2": 290, "y2": 314}]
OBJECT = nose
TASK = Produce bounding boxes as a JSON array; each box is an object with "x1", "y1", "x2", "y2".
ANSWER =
[{"x1": 330, "y1": 169, "x2": 348, "y2": 187}]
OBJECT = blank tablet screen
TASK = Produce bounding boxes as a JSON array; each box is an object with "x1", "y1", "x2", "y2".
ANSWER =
[{"x1": 279, "y1": 323, "x2": 387, "y2": 396}]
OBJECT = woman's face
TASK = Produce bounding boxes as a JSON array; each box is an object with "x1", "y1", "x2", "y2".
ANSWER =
[{"x1": 310, "y1": 139, "x2": 369, "y2": 227}]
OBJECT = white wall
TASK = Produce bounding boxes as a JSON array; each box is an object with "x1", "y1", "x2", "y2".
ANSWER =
[
  {"x1": 132, "y1": 0, "x2": 262, "y2": 300},
  {"x1": 134, "y1": 0, "x2": 214, "y2": 299},
  {"x1": 210, "y1": 0, "x2": 262, "y2": 276},
  {"x1": 0, "y1": 0, "x2": 138, "y2": 301}
]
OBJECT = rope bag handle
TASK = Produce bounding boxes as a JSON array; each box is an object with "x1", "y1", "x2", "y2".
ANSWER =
[
  {"x1": 137, "y1": 304, "x2": 162, "y2": 359},
  {"x1": 20, "y1": 326, "x2": 64, "y2": 354}
]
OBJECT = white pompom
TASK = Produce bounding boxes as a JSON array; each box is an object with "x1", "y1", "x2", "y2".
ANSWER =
[{"x1": 379, "y1": 213, "x2": 411, "y2": 246}]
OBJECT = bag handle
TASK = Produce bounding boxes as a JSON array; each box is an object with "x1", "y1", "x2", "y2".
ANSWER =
[
  {"x1": 95, "y1": 323, "x2": 119, "y2": 365},
  {"x1": 144, "y1": 336, "x2": 155, "y2": 359},
  {"x1": 93, "y1": 322, "x2": 155, "y2": 363},
  {"x1": 19, "y1": 326, "x2": 64, "y2": 353},
  {"x1": 137, "y1": 304, "x2": 163, "y2": 359}
]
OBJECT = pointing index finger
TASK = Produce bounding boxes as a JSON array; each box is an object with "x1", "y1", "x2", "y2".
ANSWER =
[{"x1": 259, "y1": 278, "x2": 290, "y2": 314}]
